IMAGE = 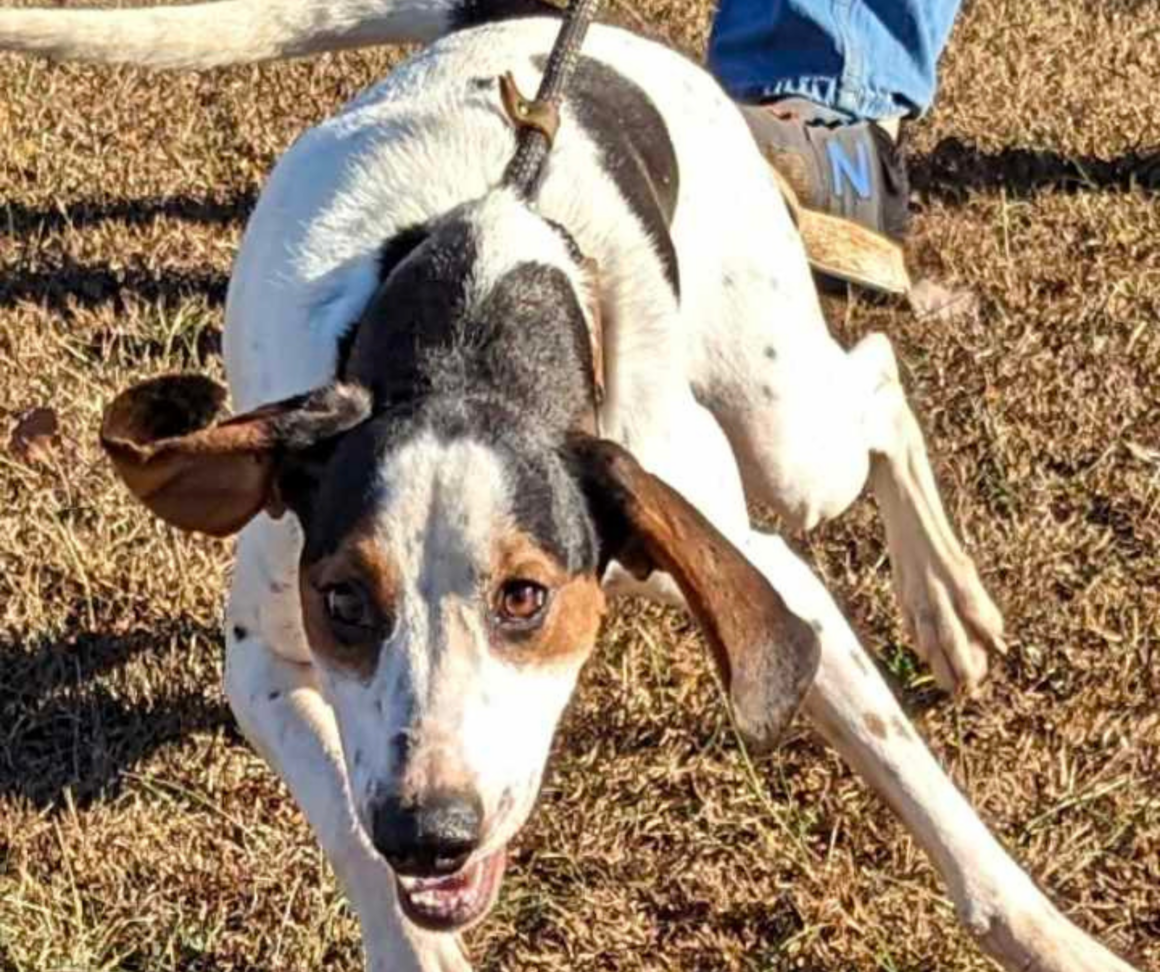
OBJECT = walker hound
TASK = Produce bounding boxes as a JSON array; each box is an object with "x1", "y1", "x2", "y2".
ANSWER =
[{"x1": 0, "y1": 1, "x2": 1138, "y2": 970}]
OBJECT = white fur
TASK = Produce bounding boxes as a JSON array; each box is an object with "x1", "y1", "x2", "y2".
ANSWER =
[{"x1": 5, "y1": 4, "x2": 1139, "y2": 971}]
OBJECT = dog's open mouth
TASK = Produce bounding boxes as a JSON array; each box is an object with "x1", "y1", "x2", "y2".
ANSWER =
[{"x1": 395, "y1": 849, "x2": 507, "y2": 932}]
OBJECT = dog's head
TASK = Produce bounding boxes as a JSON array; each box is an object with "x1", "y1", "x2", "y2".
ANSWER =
[{"x1": 100, "y1": 194, "x2": 819, "y2": 933}]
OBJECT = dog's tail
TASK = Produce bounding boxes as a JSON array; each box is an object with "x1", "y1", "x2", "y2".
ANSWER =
[{"x1": 0, "y1": 0, "x2": 460, "y2": 70}]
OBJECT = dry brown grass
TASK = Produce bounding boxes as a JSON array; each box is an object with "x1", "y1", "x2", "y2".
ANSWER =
[{"x1": 1, "y1": 0, "x2": 1158, "y2": 969}]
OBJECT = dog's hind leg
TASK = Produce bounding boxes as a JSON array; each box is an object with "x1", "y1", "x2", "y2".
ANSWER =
[
  {"x1": 852, "y1": 332, "x2": 1005, "y2": 691},
  {"x1": 225, "y1": 527, "x2": 471, "y2": 972},
  {"x1": 693, "y1": 282, "x2": 1002, "y2": 692},
  {"x1": 742, "y1": 531, "x2": 1138, "y2": 972}
]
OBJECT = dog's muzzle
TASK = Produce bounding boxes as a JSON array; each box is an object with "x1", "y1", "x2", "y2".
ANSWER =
[{"x1": 370, "y1": 791, "x2": 508, "y2": 931}]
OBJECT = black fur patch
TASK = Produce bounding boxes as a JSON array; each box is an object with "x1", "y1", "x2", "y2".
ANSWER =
[
  {"x1": 335, "y1": 224, "x2": 433, "y2": 377},
  {"x1": 378, "y1": 224, "x2": 431, "y2": 282},
  {"x1": 536, "y1": 55, "x2": 681, "y2": 297},
  {"x1": 334, "y1": 324, "x2": 359, "y2": 378},
  {"x1": 301, "y1": 402, "x2": 597, "y2": 574},
  {"x1": 451, "y1": 0, "x2": 561, "y2": 31},
  {"x1": 345, "y1": 219, "x2": 479, "y2": 408},
  {"x1": 300, "y1": 211, "x2": 600, "y2": 573}
]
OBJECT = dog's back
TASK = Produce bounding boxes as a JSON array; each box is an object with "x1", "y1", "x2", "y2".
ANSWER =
[{"x1": 220, "y1": 16, "x2": 799, "y2": 420}]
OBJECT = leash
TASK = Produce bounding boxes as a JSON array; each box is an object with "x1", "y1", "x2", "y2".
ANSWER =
[{"x1": 500, "y1": 0, "x2": 602, "y2": 199}]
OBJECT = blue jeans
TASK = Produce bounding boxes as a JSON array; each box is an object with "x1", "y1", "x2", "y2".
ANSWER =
[{"x1": 708, "y1": 0, "x2": 961, "y2": 120}]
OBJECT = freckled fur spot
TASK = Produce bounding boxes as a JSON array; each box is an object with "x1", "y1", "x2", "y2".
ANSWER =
[
  {"x1": 764, "y1": 346, "x2": 777, "y2": 360},
  {"x1": 864, "y1": 713, "x2": 889, "y2": 740},
  {"x1": 232, "y1": 625, "x2": 249, "y2": 641},
  {"x1": 267, "y1": 690, "x2": 281, "y2": 701},
  {"x1": 891, "y1": 716, "x2": 912, "y2": 738}
]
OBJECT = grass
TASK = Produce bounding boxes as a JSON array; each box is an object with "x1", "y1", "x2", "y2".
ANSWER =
[{"x1": 1, "y1": 0, "x2": 1158, "y2": 969}]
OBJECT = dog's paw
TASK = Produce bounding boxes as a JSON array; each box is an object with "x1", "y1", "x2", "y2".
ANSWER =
[
  {"x1": 965, "y1": 900, "x2": 1140, "y2": 972},
  {"x1": 896, "y1": 553, "x2": 1005, "y2": 694}
]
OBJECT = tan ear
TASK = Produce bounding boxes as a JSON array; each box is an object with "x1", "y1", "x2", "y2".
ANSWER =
[
  {"x1": 100, "y1": 375, "x2": 371, "y2": 537},
  {"x1": 571, "y1": 436, "x2": 821, "y2": 750}
]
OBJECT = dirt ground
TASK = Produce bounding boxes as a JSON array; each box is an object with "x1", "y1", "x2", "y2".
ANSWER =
[{"x1": 1, "y1": 0, "x2": 1157, "y2": 969}]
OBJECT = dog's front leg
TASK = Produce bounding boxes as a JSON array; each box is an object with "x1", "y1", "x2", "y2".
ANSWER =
[
  {"x1": 743, "y1": 532, "x2": 1139, "y2": 972},
  {"x1": 610, "y1": 390, "x2": 1133, "y2": 969},
  {"x1": 224, "y1": 609, "x2": 470, "y2": 971}
]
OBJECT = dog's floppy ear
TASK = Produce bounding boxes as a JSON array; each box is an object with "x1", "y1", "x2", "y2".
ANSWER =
[
  {"x1": 100, "y1": 374, "x2": 371, "y2": 537},
  {"x1": 569, "y1": 436, "x2": 820, "y2": 750}
]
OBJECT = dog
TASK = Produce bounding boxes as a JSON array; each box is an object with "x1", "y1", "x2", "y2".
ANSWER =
[{"x1": 0, "y1": 2, "x2": 1141, "y2": 971}]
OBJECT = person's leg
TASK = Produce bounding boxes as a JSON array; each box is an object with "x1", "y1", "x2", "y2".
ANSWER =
[
  {"x1": 711, "y1": 1, "x2": 960, "y2": 246},
  {"x1": 708, "y1": 0, "x2": 962, "y2": 121}
]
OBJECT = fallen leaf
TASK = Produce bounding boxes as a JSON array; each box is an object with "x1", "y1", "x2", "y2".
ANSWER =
[
  {"x1": 908, "y1": 277, "x2": 980, "y2": 325},
  {"x1": 9, "y1": 407, "x2": 61, "y2": 466}
]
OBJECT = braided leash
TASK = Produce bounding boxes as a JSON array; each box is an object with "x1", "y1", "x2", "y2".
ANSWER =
[{"x1": 501, "y1": 0, "x2": 603, "y2": 199}]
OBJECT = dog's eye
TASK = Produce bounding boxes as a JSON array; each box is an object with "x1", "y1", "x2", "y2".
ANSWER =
[
  {"x1": 497, "y1": 580, "x2": 549, "y2": 625},
  {"x1": 324, "y1": 582, "x2": 375, "y2": 630}
]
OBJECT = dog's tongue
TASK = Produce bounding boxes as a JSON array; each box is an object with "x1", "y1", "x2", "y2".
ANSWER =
[{"x1": 396, "y1": 849, "x2": 506, "y2": 931}]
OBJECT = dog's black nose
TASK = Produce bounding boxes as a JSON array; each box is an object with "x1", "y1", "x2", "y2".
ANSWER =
[{"x1": 370, "y1": 791, "x2": 483, "y2": 876}]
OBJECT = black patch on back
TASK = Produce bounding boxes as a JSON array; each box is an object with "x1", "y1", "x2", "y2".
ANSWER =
[
  {"x1": 451, "y1": 0, "x2": 561, "y2": 31},
  {"x1": 536, "y1": 55, "x2": 681, "y2": 297}
]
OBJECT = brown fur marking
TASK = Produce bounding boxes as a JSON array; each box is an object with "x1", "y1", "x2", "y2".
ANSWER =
[
  {"x1": 571, "y1": 436, "x2": 821, "y2": 749},
  {"x1": 490, "y1": 531, "x2": 606, "y2": 666},
  {"x1": 300, "y1": 518, "x2": 401, "y2": 679},
  {"x1": 102, "y1": 375, "x2": 370, "y2": 537}
]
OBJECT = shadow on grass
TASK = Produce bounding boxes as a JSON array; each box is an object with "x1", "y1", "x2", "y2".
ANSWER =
[
  {"x1": 0, "y1": 191, "x2": 250, "y2": 315},
  {"x1": 0, "y1": 261, "x2": 229, "y2": 314},
  {"x1": 911, "y1": 137, "x2": 1160, "y2": 203},
  {"x1": 0, "y1": 191, "x2": 257, "y2": 238},
  {"x1": 0, "y1": 141, "x2": 1153, "y2": 318},
  {"x1": 0, "y1": 617, "x2": 233, "y2": 810}
]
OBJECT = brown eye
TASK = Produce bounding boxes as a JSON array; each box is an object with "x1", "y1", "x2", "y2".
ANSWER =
[
  {"x1": 497, "y1": 580, "x2": 549, "y2": 625},
  {"x1": 324, "y1": 582, "x2": 375, "y2": 631}
]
